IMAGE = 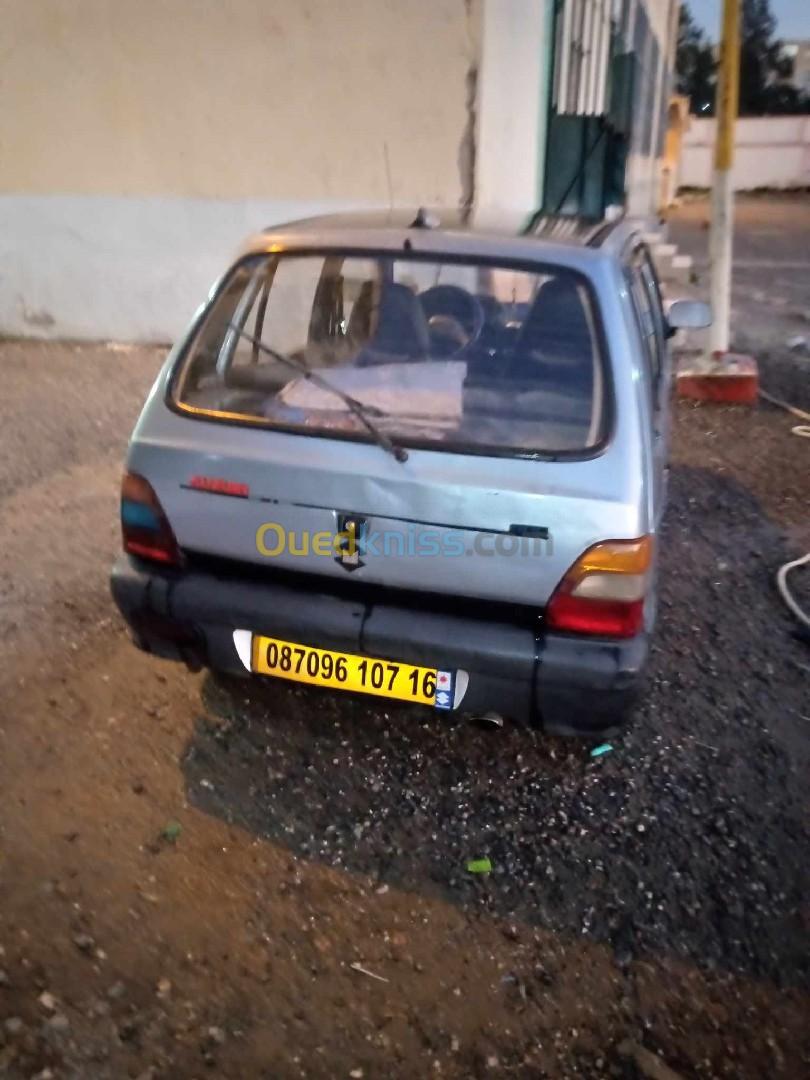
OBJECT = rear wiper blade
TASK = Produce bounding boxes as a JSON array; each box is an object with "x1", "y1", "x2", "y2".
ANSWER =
[{"x1": 227, "y1": 324, "x2": 408, "y2": 463}]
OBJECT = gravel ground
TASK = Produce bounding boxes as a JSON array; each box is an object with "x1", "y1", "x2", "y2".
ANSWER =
[{"x1": 0, "y1": 336, "x2": 808, "y2": 1079}]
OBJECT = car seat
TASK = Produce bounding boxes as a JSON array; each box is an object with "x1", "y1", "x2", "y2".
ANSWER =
[
  {"x1": 356, "y1": 282, "x2": 431, "y2": 364},
  {"x1": 507, "y1": 277, "x2": 595, "y2": 398}
]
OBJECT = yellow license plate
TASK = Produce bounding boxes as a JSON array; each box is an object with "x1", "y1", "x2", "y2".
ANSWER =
[{"x1": 251, "y1": 635, "x2": 455, "y2": 709}]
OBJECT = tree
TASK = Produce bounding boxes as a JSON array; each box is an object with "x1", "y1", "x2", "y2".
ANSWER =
[
  {"x1": 676, "y1": 0, "x2": 810, "y2": 116},
  {"x1": 739, "y1": 0, "x2": 794, "y2": 114},
  {"x1": 675, "y1": 4, "x2": 717, "y2": 114}
]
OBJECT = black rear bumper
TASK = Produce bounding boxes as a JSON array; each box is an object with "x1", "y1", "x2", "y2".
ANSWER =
[{"x1": 110, "y1": 554, "x2": 648, "y2": 736}]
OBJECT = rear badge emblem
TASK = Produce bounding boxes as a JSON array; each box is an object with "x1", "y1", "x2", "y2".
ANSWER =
[{"x1": 335, "y1": 514, "x2": 367, "y2": 572}]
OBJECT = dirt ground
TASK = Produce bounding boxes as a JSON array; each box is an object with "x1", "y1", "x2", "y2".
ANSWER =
[{"x1": 1, "y1": 206, "x2": 809, "y2": 1079}]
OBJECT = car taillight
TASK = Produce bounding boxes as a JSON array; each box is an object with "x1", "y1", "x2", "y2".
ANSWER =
[
  {"x1": 546, "y1": 536, "x2": 653, "y2": 639},
  {"x1": 120, "y1": 471, "x2": 182, "y2": 566}
]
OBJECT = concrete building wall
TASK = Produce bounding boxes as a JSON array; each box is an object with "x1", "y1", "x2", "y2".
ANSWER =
[
  {"x1": 0, "y1": 0, "x2": 480, "y2": 341},
  {"x1": 1, "y1": 0, "x2": 682, "y2": 342},
  {"x1": 475, "y1": 0, "x2": 554, "y2": 213},
  {"x1": 680, "y1": 116, "x2": 810, "y2": 191},
  {"x1": 624, "y1": 0, "x2": 680, "y2": 219},
  {"x1": 640, "y1": 0, "x2": 677, "y2": 50}
]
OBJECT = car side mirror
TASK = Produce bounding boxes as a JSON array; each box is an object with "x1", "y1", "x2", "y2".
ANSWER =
[{"x1": 666, "y1": 299, "x2": 713, "y2": 332}]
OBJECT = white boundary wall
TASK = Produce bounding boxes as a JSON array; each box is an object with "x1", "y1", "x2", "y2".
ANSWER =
[{"x1": 680, "y1": 116, "x2": 810, "y2": 191}]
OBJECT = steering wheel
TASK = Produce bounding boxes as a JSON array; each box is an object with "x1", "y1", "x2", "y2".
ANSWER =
[{"x1": 419, "y1": 285, "x2": 485, "y2": 357}]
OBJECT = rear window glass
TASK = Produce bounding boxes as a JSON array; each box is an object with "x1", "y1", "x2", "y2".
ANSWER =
[{"x1": 172, "y1": 252, "x2": 606, "y2": 456}]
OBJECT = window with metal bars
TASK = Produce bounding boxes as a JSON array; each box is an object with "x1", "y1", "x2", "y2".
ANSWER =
[{"x1": 552, "y1": 0, "x2": 619, "y2": 117}]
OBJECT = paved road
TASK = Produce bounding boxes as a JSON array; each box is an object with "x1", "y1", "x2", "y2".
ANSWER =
[
  {"x1": 669, "y1": 194, "x2": 810, "y2": 407},
  {"x1": 669, "y1": 194, "x2": 810, "y2": 269}
]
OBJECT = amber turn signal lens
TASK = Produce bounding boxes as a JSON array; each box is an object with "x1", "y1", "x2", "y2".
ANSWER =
[{"x1": 546, "y1": 536, "x2": 653, "y2": 639}]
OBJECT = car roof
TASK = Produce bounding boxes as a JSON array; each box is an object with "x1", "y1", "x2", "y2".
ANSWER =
[{"x1": 238, "y1": 208, "x2": 640, "y2": 266}]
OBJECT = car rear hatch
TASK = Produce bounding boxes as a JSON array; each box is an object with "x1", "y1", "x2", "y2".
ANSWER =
[
  {"x1": 130, "y1": 408, "x2": 642, "y2": 612},
  {"x1": 128, "y1": 241, "x2": 647, "y2": 614}
]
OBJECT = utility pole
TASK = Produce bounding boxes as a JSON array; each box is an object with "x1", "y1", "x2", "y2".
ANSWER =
[
  {"x1": 709, "y1": 0, "x2": 741, "y2": 355},
  {"x1": 678, "y1": 0, "x2": 757, "y2": 404}
]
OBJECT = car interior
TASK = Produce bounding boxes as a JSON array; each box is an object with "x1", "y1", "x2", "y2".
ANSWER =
[{"x1": 175, "y1": 254, "x2": 605, "y2": 452}]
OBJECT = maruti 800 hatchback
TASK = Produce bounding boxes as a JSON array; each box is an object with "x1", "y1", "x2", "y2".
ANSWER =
[{"x1": 111, "y1": 210, "x2": 710, "y2": 736}]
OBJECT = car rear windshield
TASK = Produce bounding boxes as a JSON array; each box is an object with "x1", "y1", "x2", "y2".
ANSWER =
[{"x1": 172, "y1": 251, "x2": 607, "y2": 456}]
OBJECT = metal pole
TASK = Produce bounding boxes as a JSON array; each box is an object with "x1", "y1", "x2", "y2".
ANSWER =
[{"x1": 708, "y1": 0, "x2": 741, "y2": 356}]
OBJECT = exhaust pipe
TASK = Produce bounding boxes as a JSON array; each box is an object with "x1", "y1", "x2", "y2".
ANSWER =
[{"x1": 474, "y1": 711, "x2": 505, "y2": 730}]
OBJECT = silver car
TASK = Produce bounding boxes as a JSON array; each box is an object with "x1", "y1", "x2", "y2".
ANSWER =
[{"x1": 111, "y1": 210, "x2": 709, "y2": 736}]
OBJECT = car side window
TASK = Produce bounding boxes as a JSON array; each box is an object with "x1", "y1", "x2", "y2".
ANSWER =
[
  {"x1": 626, "y1": 249, "x2": 665, "y2": 400},
  {"x1": 639, "y1": 253, "x2": 668, "y2": 362},
  {"x1": 228, "y1": 256, "x2": 382, "y2": 369},
  {"x1": 239, "y1": 257, "x2": 323, "y2": 362}
]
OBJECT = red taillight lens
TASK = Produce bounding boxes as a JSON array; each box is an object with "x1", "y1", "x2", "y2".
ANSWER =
[
  {"x1": 546, "y1": 537, "x2": 653, "y2": 639},
  {"x1": 120, "y1": 472, "x2": 182, "y2": 567}
]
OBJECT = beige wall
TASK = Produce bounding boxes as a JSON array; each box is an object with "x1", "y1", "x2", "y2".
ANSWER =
[
  {"x1": 0, "y1": 0, "x2": 482, "y2": 340},
  {"x1": 1, "y1": 0, "x2": 478, "y2": 204}
]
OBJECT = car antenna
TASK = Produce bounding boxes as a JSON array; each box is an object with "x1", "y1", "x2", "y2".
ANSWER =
[
  {"x1": 410, "y1": 207, "x2": 439, "y2": 229},
  {"x1": 383, "y1": 141, "x2": 394, "y2": 219}
]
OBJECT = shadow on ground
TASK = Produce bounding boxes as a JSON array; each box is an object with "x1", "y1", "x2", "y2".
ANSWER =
[{"x1": 181, "y1": 464, "x2": 810, "y2": 989}]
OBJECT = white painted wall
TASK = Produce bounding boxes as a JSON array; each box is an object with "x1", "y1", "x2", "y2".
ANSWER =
[
  {"x1": 475, "y1": 0, "x2": 553, "y2": 212},
  {"x1": 0, "y1": 0, "x2": 480, "y2": 342},
  {"x1": 680, "y1": 116, "x2": 810, "y2": 191},
  {"x1": 0, "y1": 195, "x2": 376, "y2": 342}
]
